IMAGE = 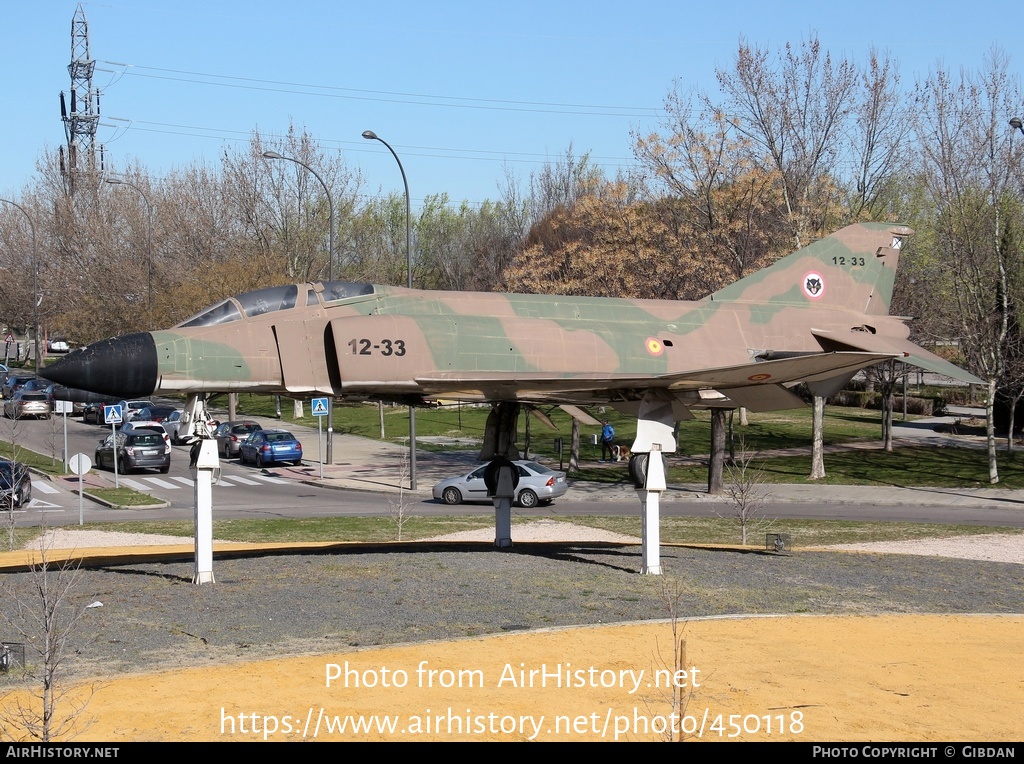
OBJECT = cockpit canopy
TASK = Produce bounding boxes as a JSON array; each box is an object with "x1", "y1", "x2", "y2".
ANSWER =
[{"x1": 176, "y1": 282, "x2": 376, "y2": 329}]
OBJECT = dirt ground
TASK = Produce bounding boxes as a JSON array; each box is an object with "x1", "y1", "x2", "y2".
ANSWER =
[
  {"x1": 2, "y1": 529, "x2": 1021, "y2": 742},
  {"x1": 1, "y1": 613, "x2": 1017, "y2": 742}
]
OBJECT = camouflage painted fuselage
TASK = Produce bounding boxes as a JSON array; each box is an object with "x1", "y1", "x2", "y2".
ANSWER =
[{"x1": 43, "y1": 222, "x2": 980, "y2": 410}]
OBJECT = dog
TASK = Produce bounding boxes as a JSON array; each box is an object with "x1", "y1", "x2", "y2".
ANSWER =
[{"x1": 611, "y1": 444, "x2": 631, "y2": 463}]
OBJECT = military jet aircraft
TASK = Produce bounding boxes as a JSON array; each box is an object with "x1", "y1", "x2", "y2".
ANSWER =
[
  {"x1": 43, "y1": 222, "x2": 979, "y2": 571},
  {"x1": 43, "y1": 222, "x2": 973, "y2": 408}
]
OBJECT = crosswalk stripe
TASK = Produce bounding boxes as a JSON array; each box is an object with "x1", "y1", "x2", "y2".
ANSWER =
[
  {"x1": 31, "y1": 481, "x2": 60, "y2": 494},
  {"x1": 143, "y1": 478, "x2": 178, "y2": 489},
  {"x1": 223, "y1": 475, "x2": 260, "y2": 486},
  {"x1": 171, "y1": 477, "x2": 194, "y2": 486},
  {"x1": 251, "y1": 474, "x2": 288, "y2": 485},
  {"x1": 119, "y1": 478, "x2": 150, "y2": 491}
]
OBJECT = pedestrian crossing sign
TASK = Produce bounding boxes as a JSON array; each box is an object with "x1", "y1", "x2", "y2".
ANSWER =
[
  {"x1": 103, "y1": 404, "x2": 123, "y2": 424},
  {"x1": 311, "y1": 397, "x2": 329, "y2": 417}
]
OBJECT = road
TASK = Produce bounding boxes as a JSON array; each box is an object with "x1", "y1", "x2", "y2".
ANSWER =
[{"x1": 4, "y1": 411, "x2": 1024, "y2": 528}]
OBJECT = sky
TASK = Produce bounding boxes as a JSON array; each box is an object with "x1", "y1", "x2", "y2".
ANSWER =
[{"x1": 3, "y1": 0, "x2": 1024, "y2": 211}]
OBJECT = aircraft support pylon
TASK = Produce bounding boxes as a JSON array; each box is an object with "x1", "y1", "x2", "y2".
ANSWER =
[
  {"x1": 630, "y1": 391, "x2": 677, "y2": 575},
  {"x1": 191, "y1": 438, "x2": 218, "y2": 584}
]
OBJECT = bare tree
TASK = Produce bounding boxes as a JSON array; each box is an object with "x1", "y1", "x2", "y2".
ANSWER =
[
  {"x1": 914, "y1": 49, "x2": 1024, "y2": 482},
  {"x1": 644, "y1": 576, "x2": 698, "y2": 742},
  {"x1": 718, "y1": 438, "x2": 770, "y2": 544},
  {"x1": 387, "y1": 449, "x2": 413, "y2": 541},
  {"x1": 223, "y1": 126, "x2": 363, "y2": 283},
  {"x1": 866, "y1": 360, "x2": 910, "y2": 451},
  {"x1": 1, "y1": 536, "x2": 92, "y2": 741},
  {"x1": 714, "y1": 35, "x2": 859, "y2": 247}
]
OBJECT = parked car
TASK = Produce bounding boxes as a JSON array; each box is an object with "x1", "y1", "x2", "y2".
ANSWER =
[
  {"x1": 238, "y1": 429, "x2": 302, "y2": 467},
  {"x1": 117, "y1": 421, "x2": 172, "y2": 454},
  {"x1": 3, "y1": 390, "x2": 51, "y2": 420},
  {"x1": 1, "y1": 374, "x2": 36, "y2": 400},
  {"x1": 82, "y1": 398, "x2": 125, "y2": 425},
  {"x1": 136, "y1": 406, "x2": 177, "y2": 424},
  {"x1": 0, "y1": 459, "x2": 31, "y2": 508},
  {"x1": 433, "y1": 460, "x2": 568, "y2": 508},
  {"x1": 95, "y1": 431, "x2": 170, "y2": 474},
  {"x1": 0, "y1": 363, "x2": 11, "y2": 389},
  {"x1": 47, "y1": 340, "x2": 70, "y2": 353},
  {"x1": 117, "y1": 400, "x2": 156, "y2": 422},
  {"x1": 214, "y1": 420, "x2": 263, "y2": 458}
]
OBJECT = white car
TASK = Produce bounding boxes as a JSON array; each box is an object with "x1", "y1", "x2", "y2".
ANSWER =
[
  {"x1": 162, "y1": 409, "x2": 218, "y2": 444},
  {"x1": 116, "y1": 400, "x2": 156, "y2": 422},
  {"x1": 117, "y1": 421, "x2": 172, "y2": 454},
  {"x1": 432, "y1": 460, "x2": 569, "y2": 508}
]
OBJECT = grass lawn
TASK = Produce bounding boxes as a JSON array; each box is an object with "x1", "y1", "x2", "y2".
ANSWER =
[
  {"x1": 572, "y1": 446, "x2": 1024, "y2": 488},
  {"x1": 39, "y1": 515, "x2": 1020, "y2": 548},
  {"x1": 228, "y1": 395, "x2": 897, "y2": 459}
]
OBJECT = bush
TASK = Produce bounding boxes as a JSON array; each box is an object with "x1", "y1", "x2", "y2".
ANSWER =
[{"x1": 828, "y1": 390, "x2": 937, "y2": 415}]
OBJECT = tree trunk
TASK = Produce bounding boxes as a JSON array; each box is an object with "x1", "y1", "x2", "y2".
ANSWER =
[
  {"x1": 882, "y1": 390, "x2": 894, "y2": 452},
  {"x1": 809, "y1": 396, "x2": 826, "y2": 480},
  {"x1": 1007, "y1": 391, "x2": 1023, "y2": 453},
  {"x1": 726, "y1": 410, "x2": 736, "y2": 465},
  {"x1": 569, "y1": 418, "x2": 580, "y2": 474},
  {"x1": 738, "y1": 406, "x2": 749, "y2": 426},
  {"x1": 708, "y1": 409, "x2": 726, "y2": 495},
  {"x1": 987, "y1": 378, "x2": 999, "y2": 484}
]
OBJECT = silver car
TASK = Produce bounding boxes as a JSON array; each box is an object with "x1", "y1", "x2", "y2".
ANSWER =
[
  {"x1": 432, "y1": 460, "x2": 569, "y2": 508},
  {"x1": 3, "y1": 391, "x2": 51, "y2": 420}
]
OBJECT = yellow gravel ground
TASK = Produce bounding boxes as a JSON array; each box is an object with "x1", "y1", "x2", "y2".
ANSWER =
[{"x1": 4, "y1": 613, "x2": 1019, "y2": 742}]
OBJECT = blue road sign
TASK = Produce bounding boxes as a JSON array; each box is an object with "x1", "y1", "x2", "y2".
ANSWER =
[
  {"x1": 103, "y1": 404, "x2": 123, "y2": 424},
  {"x1": 311, "y1": 397, "x2": 329, "y2": 417}
]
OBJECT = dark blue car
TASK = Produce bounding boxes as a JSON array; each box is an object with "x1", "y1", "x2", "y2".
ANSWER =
[{"x1": 238, "y1": 429, "x2": 302, "y2": 467}]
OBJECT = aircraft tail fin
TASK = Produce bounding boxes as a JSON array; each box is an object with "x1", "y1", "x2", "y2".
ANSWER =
[{"x1": 708, "y1": 222, "x2": 913, "y2": 316}]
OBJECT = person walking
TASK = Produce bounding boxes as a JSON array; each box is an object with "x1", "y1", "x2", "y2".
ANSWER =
[{"x1": 600, "y1": 420, "x2": 615, "y2": 462}]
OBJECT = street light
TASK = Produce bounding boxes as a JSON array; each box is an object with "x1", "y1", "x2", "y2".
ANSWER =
[
  {"x1": 0, "y1": 199, "x2": 40, "y2": 373},
  {"x1": 1011, "y1": 117, "x2": 1024, "y2": 136},
  {"x1": 105, "y1": 178, "x2": 153, "y2": 308},
  {"x1": 263, "y1": 149, "x2": 337, "y2": 464},
  {"x1": 362, "y1": 129, "x2": 417, "y2": 490}
]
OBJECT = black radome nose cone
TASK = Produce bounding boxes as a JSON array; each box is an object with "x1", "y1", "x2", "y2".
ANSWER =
[{"x1": 40, "y1": 332, "x2": 158, "y2": 399}]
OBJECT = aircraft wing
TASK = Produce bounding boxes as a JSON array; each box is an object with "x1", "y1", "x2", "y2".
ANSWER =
[
  {"x1": 811, "y1": 331, "x2": 984, "y2": 385},
  {"x1": 414, "y1": 350, "x2": 898, "y2": 408}
]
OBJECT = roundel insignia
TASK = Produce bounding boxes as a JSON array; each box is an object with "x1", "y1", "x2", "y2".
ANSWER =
[
  {"x1": 802, "y1": 271, "x2": 825, "y2": 299},
  {"x1": 747, "y1": 372, "x2": 772, "y2": 382},
  {"x1": 645, "y1": 337, "x2": 664, "y2": 356}
]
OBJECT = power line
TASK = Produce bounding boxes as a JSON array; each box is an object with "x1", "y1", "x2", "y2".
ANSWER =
[
  {"x1": 107, "y1": 63, "x2": 663, "y2": 118},
  {"x1": 106, "y1": 118, "x2": 635, "y2": 165}
]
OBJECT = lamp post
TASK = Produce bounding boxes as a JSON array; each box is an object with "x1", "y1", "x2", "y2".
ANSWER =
[
  {"x1": 0, "y1": 199, "x2": 40, "y2": 373},
  {"x1": 263, "y1": 150, "x2": 337, "y2": 464},
  {"x1": 362, "y1": 129, "x2": 417, "y2": 490},
  {"x1": 105, "y1": 178, "x2": 153, "y2": 308}
]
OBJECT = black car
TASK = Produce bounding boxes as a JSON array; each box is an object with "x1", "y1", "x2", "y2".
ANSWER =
[
  {"x1": 82, "y1": 398, "x2": 122, "y2": 425},
  {"x1": 136, "y1": 406, "x2": 177, "y2": 423},
  {"x1": 0, "y1": 459, "x2": 32, "y2": 508},
  {"x1": 95, "y1": 432, "x2": 171, "y2": 474}
]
